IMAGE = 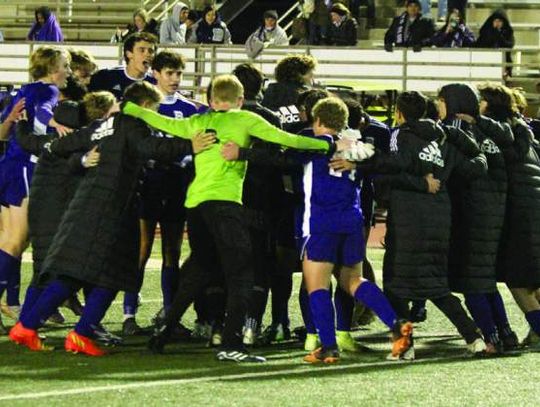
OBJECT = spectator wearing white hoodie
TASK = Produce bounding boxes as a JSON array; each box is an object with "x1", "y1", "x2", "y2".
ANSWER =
[{"x1": 160, "y1": 2, "x2": 190, "y2": 44}]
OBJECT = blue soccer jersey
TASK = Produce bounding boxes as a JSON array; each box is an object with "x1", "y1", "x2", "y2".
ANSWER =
[
  {"x1": 300, "y1": 133, "x2": 364, "y2": 237},
  {"x1": 1, "y1": 81, "x2": 59, "y2": 162},
  {"x1": 159, "y1": 92, "x2": 207, "y2": 119},
  {"x1": 88, "y1": 66, "x2": 157, "y2": 100}
]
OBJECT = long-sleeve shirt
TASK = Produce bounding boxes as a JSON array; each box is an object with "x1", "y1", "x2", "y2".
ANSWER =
[{"x1": 123, "y1": 101, "x2": 332, "y2": 208}]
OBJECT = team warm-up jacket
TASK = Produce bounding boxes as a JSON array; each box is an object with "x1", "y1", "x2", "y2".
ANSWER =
[
  {"x1": 446, "y1": 116, "x2": 514, "y2": 293},
  {"x1": 360, "y1": 119, "x2": 486, "y2": 300},
  {"x1": 25, "y1": 113, "x2": 193, "y2": 292},
  {"x1": 497, "y1": 119, "x2": 540, "y2": 288}
]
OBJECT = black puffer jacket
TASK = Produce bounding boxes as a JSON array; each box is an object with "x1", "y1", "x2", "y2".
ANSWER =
[
  {"x1": 497, "y1": 119, "x2": 540, "y2": 288},
  {"x1": 261, "y1": 81, "x2": 308, "y2": 132},
  {"x1": 29, "y1": 113, "x2": 192, "y2": 292},
  {"x1": 362, "y1": 120, "x2": 486, "y2": 300},
  {"x1": 446, "y1": 116, "x2": 514, "y2": 293},
  {"x1": 326, "y1": 16, "x2": 358, "y2": 46}
]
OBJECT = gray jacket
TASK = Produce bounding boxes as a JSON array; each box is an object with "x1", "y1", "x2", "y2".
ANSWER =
[
  {"x1": 160, "y1": 2, "x2": 189, "y2": 44},
  {"x1": 245, "y1": 25, "x2": 289, "y2": 58}
]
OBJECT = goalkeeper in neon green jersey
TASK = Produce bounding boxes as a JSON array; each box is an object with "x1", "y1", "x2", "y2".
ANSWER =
[{"x1": 122, "y1": 74, "x2": 348, "y2": 362}]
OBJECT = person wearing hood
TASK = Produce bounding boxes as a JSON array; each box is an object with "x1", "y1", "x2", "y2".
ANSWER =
[
  {"x1": 188, "y1": 6, "x2": 232, "y2": 45},
  {"x1": 326, "y1": 3, "x2": 358, "y2": 46},
  {"x1": 384, "y1": 0, "x2": 434, "y2": 52},
  {"x1": 27, "y1": 6, "x2": 63, "y2": 42},
  {"x1": 160, "y1": 2, "x2": 190, "y2": 45},
  {"x1": 354, "y1": 91, "x2": 488, "y2": 358},
  {"x1": 245, "y1": 10, "x2": 289, "y2": 59},
  {"x1": 476, "y1": 10, "x2": 515, "y2": 78},
  {"x1": 432, "y1": 8, "x2": 475, "y2": 48},
  {"x1": 111, "y1": 8, "x2": 158, "y2": 44},
  {"x1": 438, "y1": 83, "x2": 519, "y2": 354}
]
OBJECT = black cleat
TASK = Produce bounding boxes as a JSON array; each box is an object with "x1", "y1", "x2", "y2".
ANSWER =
[
  {"x1": 92, "y1": 324, "x2": 123, "y2": 347},
  {"x1": 216, "y1": 350, "x2": 266, "y2": 363},
  {"x1": 122, "y1": 317, "x2": 152, "y2": 336}
]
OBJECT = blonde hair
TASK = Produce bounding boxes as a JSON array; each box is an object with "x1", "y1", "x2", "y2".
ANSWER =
[
  {"x1": 312, "y1": 97, "x2": 349, "y2": 131},
  {"x1": 83, "y1": 91, "x2": 116, "y2": 122},
  {"x1": 133, "y1": 8, "x2": 149, "y2": 24},
  {"x1": 511, "y1": 87, "x2": 527, "y2": 114},
  {"x1": 211, "y1": 74, "x2": 244, "y2": 104},
  {"x1": 68, "y1": 48, "x2": 98, "y2": 75},
  {"x1": 29, "y1": 46, "x2": 69, "y2": 81}
]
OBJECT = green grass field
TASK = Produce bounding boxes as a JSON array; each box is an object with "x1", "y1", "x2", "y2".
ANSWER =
[{"x1": 1, "y1": 243, "x2": 539, "y2": 406}]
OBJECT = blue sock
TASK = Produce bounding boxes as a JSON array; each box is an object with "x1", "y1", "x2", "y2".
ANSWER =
[
  {"x1": 299, "y1": 286, "x2": 316, "y2": 334},
  {"x1": 525, "y1": 310, "x2": 540, "y2": 336},
  {"x1": 19, "y1": 285, "x2": 43, "y2": 322},
  {"x1": 465, "y1": 293, "x2": 499, "y2": 343},
  {"x1": 334, "y1": 286, "x2": 354, "y2": 331},
  {"x1": 354, "y1": 281, "x2": 397, "y2": 329},
  {"x1": 20, "y1": 280, "x2": 74, "y2": 329},
  {"x1": 486, "y1": 291, "x2": 512, "y2": 334},
  {"x1": 75, "y1": 287, "x2": 117, "y2": 337},
  {"x1": 123, "y1": 292, "x2": 139, "y2": 317},
  {"x1": 0, "y1": 249, "x2": 18, "y2": 299},
  {"x1": 161, "y1": 265, "x2": 179, "y2": 311},
  {"x1": 6, "y1": 258, "x2": 21, "y2": 306},
  {"x1": 309, "y1": 289, "x2": 336, "y2": 349}
]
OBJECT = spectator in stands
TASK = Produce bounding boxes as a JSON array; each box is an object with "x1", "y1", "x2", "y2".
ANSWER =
[
  {"x1": 112, "y1": 8, "x2": 158, "y2": 43},
  {"x1": 384, "y1": 0, "x2": 434, "y2": 52},
  {"x1": 160, "y1": 2, "x2": 190, "y2": 45},
  {"x1": 301, "y1": 0, "x2": 331, "y2": 45},
  {"x1": 27, "y1": 6, "x2": 64, "y2": 42},
  {"x1": 68, "y1": 49, "x2": 98, "y2": 86},
  {"x1": 448, "y1": 1, "x2": 467, "y2": 18},
  {"x1": 432, "y1": 8, "x2": 475, "y2": 47},
  {"x1": 418, "y1": 0, "x2": 447, "y2": 21},
  {"x1": 476, "y1": 9, "x2": 515, "y2": 49},
  {"x1": 191, "y1": 0, "x2": 214, "y2": 18},
  {"x1": 188, "y1": 5, "x2": 231, "y2": 44},
  {"x1": 476, "y1": 9, "x2": 515, "y2": 77},
  {"x1": 245, "y1": 10, "x2": 289, "y2": 59},
  {"x1": 326, "y1": 3, "x2": 358, "y2": 46}
]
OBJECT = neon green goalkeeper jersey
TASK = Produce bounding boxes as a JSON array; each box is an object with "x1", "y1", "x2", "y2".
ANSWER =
[{"x1": 123, "y1": 102, "x2": 331, "y2": 208}]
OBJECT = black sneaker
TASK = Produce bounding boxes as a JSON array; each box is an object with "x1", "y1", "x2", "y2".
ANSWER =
[
  {"x1": 261, "y1": 323, "x2": 291, "y2": 344},
  {"x1": 501, "y1": 330, "x2": 520, "y2": 351},
  {"x1": 92, "y1": 324, "x2": 123, "y2": 347},
  {"x1": 122, "y1": 317, "x2": 152, "y2": 336},
  {"x1": 216, "y1": 350, "x2": 266, "y2": 363}
]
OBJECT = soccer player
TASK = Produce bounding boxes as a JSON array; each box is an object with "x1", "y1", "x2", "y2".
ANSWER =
[
  {"x1": 122, "y1": 75, "x2": 349, "y2": 362},
  {"x1": 0, "y1": 46, "x2": 71, "y2": 326},
  {"x1": 89, "y1": 32, "x2": 157, "y2": 100},
  {"x1": 68, "y1": 48, "x2": 98, "y2": 86},
  {"x1": 9, "y1": 82, "x2": 213, "y2": 356},
  {"x1": 123, "y1": 50, "x2": 207, "y2": 336}
]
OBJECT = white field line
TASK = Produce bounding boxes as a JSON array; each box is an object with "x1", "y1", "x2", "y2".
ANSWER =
[{"x1": 0, "y1": 354, "x2": 466, "y2": 401}]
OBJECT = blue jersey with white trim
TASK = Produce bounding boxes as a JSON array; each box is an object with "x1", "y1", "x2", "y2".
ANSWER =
[
  {"x1": 88, "y1": 66, "x2": 156, "y2": 100},
  {"x1": 1, "y1": 81, "x2": 59, "y2": 162},
  {"x1": 299, "y1": 133, "x2": 363, "y2": 236}
]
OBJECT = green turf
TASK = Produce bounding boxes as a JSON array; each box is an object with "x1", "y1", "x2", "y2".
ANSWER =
[{"x1": 1, "y1": 244, "x2": 539, "y2": 406}]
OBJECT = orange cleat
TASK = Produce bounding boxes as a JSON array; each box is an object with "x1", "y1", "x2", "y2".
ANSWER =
[
  {"x1": 391, "y1": 320, "x2": 414, "y2": 359},
  {"x1": 65, "y1": 330, "x2": 106, "y2": 356},
  {"x1": 303, "y1": 347, "x2": 340, "y2": 364},
  {"x1": 9, "y1": 322, "x2": 53, "y2": 352}
]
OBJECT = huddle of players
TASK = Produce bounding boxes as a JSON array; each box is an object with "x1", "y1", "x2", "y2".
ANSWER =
[{"x1": 1, "y1": 31, "x2": 540, "y2": 364}]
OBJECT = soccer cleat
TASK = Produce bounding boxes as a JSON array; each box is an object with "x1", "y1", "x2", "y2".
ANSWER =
[
  {"x1": 521, "y1": 329, "x2": 540, "y2": 348},
  {"x1": 261, "y1": 323, "x2": 291, "y2": 344},
  {"x1": 304, "y1": 333, "x2": 321, "y2": 351},
  {"x1": 47, "y1": 310, "x2": 66, "y2": 325},
  {"x1": 92, "y1": 324, "x2": 123, "y2": 347},
  {"x1": 303, "y1": 347, "x2": 340, "y2": 364},
  {"x1": 62, "y1": 294, "x2": 84, "y2": 316},
  {"x1": 122, "y1": 317, "x2": 151, "y2": 336},
  {"x1": 65, "y1": 330, "x2": 106, "y2": 356},
  {"x1": 9, "y1": 322, "x2": 53, "y2": 351},
  {"x1": 390, "y1": 320, "x2": 414, "y2": 359},
  {"x1": 1, "y1": 303, "x2": 21, "y2": 321},
  {"x1": 336, "y1": 330, "x2": 362, "y2": 352},
  {"x1": 500, "y1": 330, "x2": 520, "y2": 351},
  {"x1": 467, "y1": 338, "x2": 487, "y2": 356},
  {"x1": 192, "y1": 321, "x2": 212, "y2": 340},
  {"x1": 216, "y1": 350, "x2": 266, "y2": 363}
]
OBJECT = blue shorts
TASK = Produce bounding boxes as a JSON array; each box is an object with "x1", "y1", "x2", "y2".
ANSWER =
[
  {"x1": 300, "y1": 232, "x2": 365, "y2": 267},
  {"x1": 138, "y1": 166, "x2": 191, "y2": 223},
  {"x1": 0, "y1": 158, "x2": 34, "y2": 207}
]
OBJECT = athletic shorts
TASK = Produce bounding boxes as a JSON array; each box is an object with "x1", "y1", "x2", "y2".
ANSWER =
[
  {"x1": 299, "y1": 232, "x2": 365, "y2": 267},
  {"x1": 0, "y1": 158, "x2": 34, "y2": 207},
  {"x1": 138, "y1": 166, "x2": 191, "y2": 223}
]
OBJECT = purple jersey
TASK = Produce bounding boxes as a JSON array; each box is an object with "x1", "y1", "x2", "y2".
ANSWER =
[
  {"x1": 88, "y1": 66, "x2": 156, "y2": 100},
  {"x1": 158, "y1": 92, "x2": 207, "y2": 119},
  {"x1": 300, "y1": 133, "x2": 363, "y2": 237},
  {"x1": 1, "y1": 81, "x2": 59, "y2": 162}
]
